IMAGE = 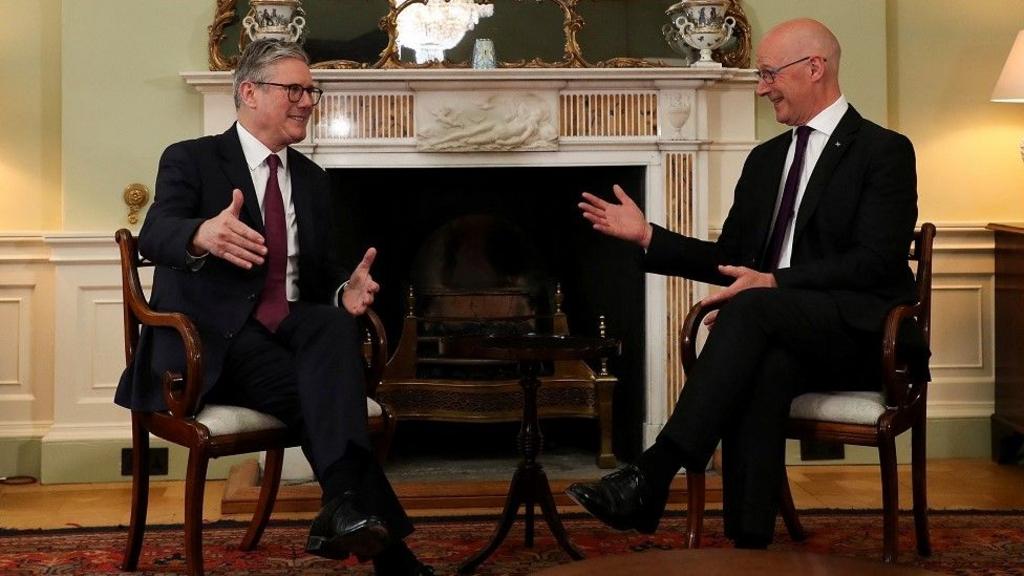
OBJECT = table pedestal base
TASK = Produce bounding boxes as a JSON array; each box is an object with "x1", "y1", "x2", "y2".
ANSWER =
[{"x1": 458, "y1": 462, "x2": 583, "y2": 575}]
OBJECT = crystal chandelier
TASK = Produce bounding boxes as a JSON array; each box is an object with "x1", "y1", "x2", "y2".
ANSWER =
[{"x1": 396, "y1": 0, "x2": 495, "y2": 64}]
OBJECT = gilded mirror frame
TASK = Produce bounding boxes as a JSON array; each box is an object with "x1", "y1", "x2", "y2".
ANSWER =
[{"x1": 208, "y1": 0, "x2": 751, "y2": 70}]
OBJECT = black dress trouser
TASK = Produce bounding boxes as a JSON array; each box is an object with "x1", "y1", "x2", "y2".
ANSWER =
[
  {"x1": 207, "y1": 300, "x2": 413, "y2": 539},
  {"x1": 658, "y1": 287, "x2": 879, "y2": 542}
]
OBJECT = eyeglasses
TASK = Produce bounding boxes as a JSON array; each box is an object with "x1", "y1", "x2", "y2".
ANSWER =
[
  {"x1": 252, "y1": 81, "x2": 323, "y2": 105},
  {"x1": 756, "y1": 56, "x2": 820, "y2": 85}
]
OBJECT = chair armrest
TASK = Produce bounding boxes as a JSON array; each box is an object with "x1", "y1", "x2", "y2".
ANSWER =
[
  {"x1": 681, "y1": 301, "x2": 723, "y2": 376},
  {"x1": 129, "y1": 298, "x2": 205, "y2": 420},
  {"x1": 116, "y1": 228, "x2": 205, "y2": 419},
  {"x1": 360, "y1": 307, "x2": 388, "y2": 399},
  {"x1": 880, "y1": 302, "x2": 924, "y2": 410}
]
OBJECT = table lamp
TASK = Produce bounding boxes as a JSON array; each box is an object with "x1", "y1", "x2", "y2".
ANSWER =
[{"x1": 992, "y1": 30, "x2": 1024, "y2": 162}]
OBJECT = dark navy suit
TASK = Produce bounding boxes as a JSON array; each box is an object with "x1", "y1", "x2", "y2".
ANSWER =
[
  {"x1": 115, "y1": 124, "x2": 412, "y2": 539},
  {"x1": 643, "y1": 106, "x2": 919, "y2": 542}
]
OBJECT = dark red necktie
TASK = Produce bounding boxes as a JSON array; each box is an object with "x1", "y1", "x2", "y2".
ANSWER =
[
  {"x1": 764, "y1": 125, "x2": 813, "y2": 270},
  {"x1": 254, "y1": 153, "x2": 289, "y2": 332}
]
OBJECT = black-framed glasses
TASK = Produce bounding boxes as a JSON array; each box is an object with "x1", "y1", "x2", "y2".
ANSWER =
[
  {"x1": 253, "y1": 81, "x2": 323, "y2": 105},
  {"x1": 756, "y1": 56, "x2": 818, "y2": 85}
]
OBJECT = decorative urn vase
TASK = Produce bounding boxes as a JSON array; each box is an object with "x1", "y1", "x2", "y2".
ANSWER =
[
  {"x1": 664, "y1": 0, "x2": 736, "y2": 68},
  {"x1": 243, "y1": 0, "x2": 306, "y2": 43}
]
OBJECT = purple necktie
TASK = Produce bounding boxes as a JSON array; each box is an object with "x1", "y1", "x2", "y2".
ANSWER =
[
  {"x1": 764, "y1": 125, "x2": 813, "y2": 270},
  {"x1": 254, "y1": 153, "x2": 289, "y2": 332}
]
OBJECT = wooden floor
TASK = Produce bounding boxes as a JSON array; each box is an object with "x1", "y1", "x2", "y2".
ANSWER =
[{"x1": 1, "y1": 459, "x2": 1022, "y2": 530}]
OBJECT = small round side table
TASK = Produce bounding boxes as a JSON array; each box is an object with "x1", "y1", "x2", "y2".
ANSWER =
[{"x1": 441, "y1": 334, "x2": 621, "y2": 575}]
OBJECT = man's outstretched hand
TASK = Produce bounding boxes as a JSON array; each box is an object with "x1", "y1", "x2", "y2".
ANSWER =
[
  {"x1": 578, "y1": 184, "x2": 653, "y2": 249},
  {"x1": 342, "y1": 247, "x2": 380, "y2": 316},
  {"x1": 190, "y1": 189, "x2": 267, "y2": 269}
]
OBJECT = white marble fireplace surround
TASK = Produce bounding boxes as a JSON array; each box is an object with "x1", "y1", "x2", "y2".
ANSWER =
[{"x1": 182, "y1": 67, "x2": 759, "y2": 450}]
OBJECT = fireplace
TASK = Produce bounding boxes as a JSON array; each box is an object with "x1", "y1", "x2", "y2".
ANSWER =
[
  {"x1": 332, "y1": 165, "x2": 646, "y2": 459},
  {"x1": 183, "y1": 66, "x2": 757, "y2": 476}
]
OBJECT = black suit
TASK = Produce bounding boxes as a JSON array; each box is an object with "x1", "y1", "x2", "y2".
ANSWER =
[
  {"x1": 115, "y1": 124, "x2": 412, "y2": 539},
  {"x1": 644, "y1": 106, "x2": 918, "y2": 542}
]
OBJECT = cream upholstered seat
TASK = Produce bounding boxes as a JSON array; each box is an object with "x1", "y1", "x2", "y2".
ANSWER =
[
  {"x1": 787, "y1": 391, "x2": 887, "y2": 426},
  {"x1": 195, "y1": 399, "x2": 384, "y2": 437}
]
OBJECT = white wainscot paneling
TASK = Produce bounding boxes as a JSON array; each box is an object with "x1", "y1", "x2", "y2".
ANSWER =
[
  {"x1": 0, "y1": 287, "x2": 34, "y2": 405},
  {"x1": 925, "y1": 225, "x2": 995, "y2": 419},
  {"x1": 46, "y1": 235, "x2": 132, "y2": 441},
  {"x1": 0, "y1": 235, "x2": 50, "y2": 435}
]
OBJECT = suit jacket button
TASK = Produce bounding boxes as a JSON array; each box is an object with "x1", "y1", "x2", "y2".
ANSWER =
[
  {"x1": 247, "y1": 293, "x2": 257, "y2": 301},
  {"x1": 224, "y1": 330, "x2": 235, "y2": 339}
]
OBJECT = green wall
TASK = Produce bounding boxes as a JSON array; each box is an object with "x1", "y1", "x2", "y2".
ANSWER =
[
  {"x1": 59, "y1": 0, "x2": 208, "y2": 231},
  {"x1": 0, "y1": 0, "x2": 62, "y2": 230},
  {"x1": 744, "y1": 1, "x2": 888, "y2": 143},
  {"x1": 889, "y1": 0, "x2": 1024, "y2": 223}
]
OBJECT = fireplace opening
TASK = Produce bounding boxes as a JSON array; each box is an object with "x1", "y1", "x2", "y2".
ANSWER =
[{"x1": 330, "y1": 165, "x2": 647, "y2": 463}]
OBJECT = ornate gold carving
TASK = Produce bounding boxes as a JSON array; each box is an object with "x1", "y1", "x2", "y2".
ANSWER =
[
  {"x1": 208, "y1": 0, "x2": 752, "y2": 70},
  {"x1": 593, "y1": 57, "x2": 663, "y2": 68},
  {"x1": 123, "y1": 183, "x2": 151, "y2": 225},
  {"x1": 209, "y1": 0, "x2": 240, "y2": 71},
  {"x1": 721, "y1": 0, "x2": 751, "y2": 68},
  {"x1": 553, "y1": 0, "x2": 587, "y2": 68}
]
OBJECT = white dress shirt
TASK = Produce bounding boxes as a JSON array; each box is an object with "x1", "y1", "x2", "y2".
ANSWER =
[
  {"x1": 236, "y1": 122, "x2": 301, "y2": 302},
  {"x1": 771, "y1": 95, "x2": 849, "y2": 269}
]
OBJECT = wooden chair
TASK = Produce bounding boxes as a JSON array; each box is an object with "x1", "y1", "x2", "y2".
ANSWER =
[
  {"x1": 680, "y1": 223, "x2": 935, "y2": 563},
  {"x1": 115, "y1": 228, "x2": 397, "y2": 576}
]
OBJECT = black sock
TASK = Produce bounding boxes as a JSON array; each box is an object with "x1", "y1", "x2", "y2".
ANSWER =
[
  {"x1": 372, "y1": 539, "x2": 419, "y2": 574},
  {"x1": 635, "y1": 437, "x2": 687, "y2": 492}
]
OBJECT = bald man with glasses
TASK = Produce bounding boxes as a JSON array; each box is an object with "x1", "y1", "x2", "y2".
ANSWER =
[{"x1": 569, "y1": 18, "x2": 922, "y2": 549}]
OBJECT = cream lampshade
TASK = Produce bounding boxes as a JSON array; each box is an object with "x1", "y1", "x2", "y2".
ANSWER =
[
  {"x1": 993, "y1": 31, "x2": 1024, "y2": 102},
  {"x1": 992, "y1": 30, "x2": 1024, "y2": 162}
]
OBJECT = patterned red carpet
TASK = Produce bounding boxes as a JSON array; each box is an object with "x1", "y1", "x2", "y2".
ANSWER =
[{"x1": 1, "y1": 511, "x2": 1022, "y2": 575}]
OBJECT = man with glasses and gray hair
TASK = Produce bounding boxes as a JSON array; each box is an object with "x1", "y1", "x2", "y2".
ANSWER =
[
  {"x1": 568, "y1": 18, "x2": 921, "y2": 549},
  {"x1": 116, "y1": 39, "x2": 432, "y2": 575}
]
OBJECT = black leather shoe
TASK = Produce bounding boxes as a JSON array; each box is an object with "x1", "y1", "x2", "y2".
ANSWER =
[
  {"x1": 306, "y1": 490, "x2": 390, "y2": 560},
  {"x1": 565, "y1": 464, "x2": 665, "y2": 534}
]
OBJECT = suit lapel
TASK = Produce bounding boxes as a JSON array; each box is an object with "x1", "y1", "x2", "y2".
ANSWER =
[
  {"x1": 217, "y1": 124, "x2": 265, "y2": 234},
  {"x1": 791, "y1": 107, "x2": 862, "y2": 244},
  {"x1": 288, "y1": 147, "x2": 317, "y2": 263},
  {"x1": 754, "y1": 134, "x2": 793, "y2": 267}
]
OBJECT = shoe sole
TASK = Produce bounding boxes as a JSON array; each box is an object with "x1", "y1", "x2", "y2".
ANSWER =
[{"x1": 305, "y1": 522, "x2": 389, "y2": 560}]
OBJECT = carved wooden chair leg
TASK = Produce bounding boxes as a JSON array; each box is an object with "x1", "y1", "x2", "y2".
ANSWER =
[
  {"x1": 912, "y1": 417, "x2": 931, "y2": 556},
  {"x1": 778, "y1": 467, "x2": 806, "y2": 541},
  {"x1": 184, "y1": 448, "x2": 211, "y2": 576},
  {"x1": 685, "y1": 471, "x2": 705, "y2": 548},
  {"x1": 121, "y1": 414, "x2": 150, "y2": 571},
  {"x1": 878, "y1": 438, "x2": 900, "y2": 564},
  {"x1": 241, "y1": 448, "x2": 284, "y2": 551}
]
